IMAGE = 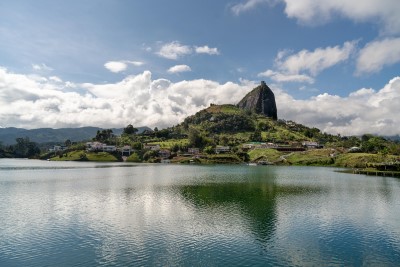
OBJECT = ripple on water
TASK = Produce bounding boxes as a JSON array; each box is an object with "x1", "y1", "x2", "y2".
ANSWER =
[{"x1": 1, "y1": 161, "x2": 400, "y2": 266}]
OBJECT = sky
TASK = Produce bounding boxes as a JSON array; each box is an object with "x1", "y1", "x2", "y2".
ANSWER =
[{"x1": 0, "y1": 0, "x2": 400, "y2": 136}]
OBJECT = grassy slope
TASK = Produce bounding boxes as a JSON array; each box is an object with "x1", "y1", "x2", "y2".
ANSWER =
[
  {"x1": 50, "y1": 150, "x2": 118, "y2": 162},
  {"x1": 248, "y1": 149, "x2": 283, "y2": 162},
  {"x1": 126, "y1": 153, "x2": 141, "y2": 162},
  {"x1": 151, "y1": 139, "x2": 189, "y2": 149},
  {"x1": 285, "y1": 149, "x2": 335, "y2": 166},
  {"x1": 334, "y1": 153, "x2": 398, "y2": 168}
]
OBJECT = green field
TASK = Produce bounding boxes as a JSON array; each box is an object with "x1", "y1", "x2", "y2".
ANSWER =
[
  {"x1": 50, "y1": 150, "x2": 119, "y2": 162},
  {"x1": 285, "y1": 149, "x2": 335, "y2": 166},
  {"x1": 248, "y1": 148, "x2": 283, "y2": 163},
  {"x1": 334, "y1": 153, "x2": 398, "y2": 168}
]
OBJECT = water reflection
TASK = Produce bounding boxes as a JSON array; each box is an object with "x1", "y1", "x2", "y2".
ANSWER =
[
  {"x1": 180, "y1": 176, "x2": 326, "y2": 245},
  {"x1": 1, "y1": 160, "x2": 400, "y2": 266}
]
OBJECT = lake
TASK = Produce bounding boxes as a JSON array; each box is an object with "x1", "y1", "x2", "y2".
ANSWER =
[{"x1": 1, "y1": 159, "x2": 399, "y2": 266}]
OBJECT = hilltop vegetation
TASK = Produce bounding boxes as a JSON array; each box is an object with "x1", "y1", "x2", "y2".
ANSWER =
[{"x1": 175, "y1": 104, "x2": 340, "y2": 146}]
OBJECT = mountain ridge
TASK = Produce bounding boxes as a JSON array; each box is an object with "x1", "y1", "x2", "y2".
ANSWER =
[{"x1": 0, "y1": 126, "x2": 151, "y2": 145}]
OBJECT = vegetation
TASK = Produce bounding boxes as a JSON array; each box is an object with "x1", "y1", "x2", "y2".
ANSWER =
[
  {"x1": 49, "y1": 150, "x2": 119, "y2": 162},
  {"x1": 2, "y1": 103, "x2": 400, "y2": 175},
  {"x1": 248, "y1": 148, "x2": 283, "y2": 163},
  {"x1": 0, "y1": 137, "x2": 41, "y2": 158},
  {"x1": 334, "y1": 153, "x2": 398, "y2": 168},
  {"x1": 284, "y1": 149, "x2": 335, "y2": 166}
]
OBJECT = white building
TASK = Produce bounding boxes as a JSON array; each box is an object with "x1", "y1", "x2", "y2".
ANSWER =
[
  {"x1": 302, "y1": 141, "x2": 320, "y2": 149},
  {"x1": 86, "y1": 142, "x2": 104, "y2": 151},
  {"x1": 120, "y1": 145, "x2": 132, "y2": 156},
  {"x1": 215, "y1": 145, "x2": 230, "y2": 154},
  {"x1": 49, "y1": 145, "x2": 67, "y2": 152},
  {"x1": 86, "y1": 142, "x2": 116, "y2": 152},
  {"x1": 188, "y1": 148, "x2": 200, "y2": 155},
  {"x1": 143, "y1": 144, "x2": 161, "y2": 151}
]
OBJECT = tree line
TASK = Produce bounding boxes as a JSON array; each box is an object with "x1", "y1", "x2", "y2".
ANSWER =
[{"x1": 0, "y1": 137, "x2": 41, "y2": 158}]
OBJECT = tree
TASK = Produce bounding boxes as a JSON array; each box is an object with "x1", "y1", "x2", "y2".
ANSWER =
[
  {"x1": 220, "y1": 135, "x2": 229, "y2": 146},
  {"x1": 95, "y1": 129, "x2": 114, "y2": 142},
  {"x1": 123, "y1": 124, "x2": 138, "y2": 135},
  {"x1": 188, "y1": 127, "x2": 208, "y2": 148},
  {"x1": 143, "y1": 150, "x2": 158, "y2": 161},
  {"x1": 236, "y1": 151, "x2": 250, "y2": 162},
  {"x1": 155, "y1": 129, "x2": 169, "y2": 138},
  {"x1": 204, "y1": 146, "x2": 215, "y2": 154},
  {"x1": 171, "y1": 144, "x2": 180, "y2": 153},
  {"x1": 257, "y1": 121, "x2": 268, "y2": 131},
  {"x1": 132, "y1": 142, "x2": 142, "y2": 150},
  {"x1": 249, "y1": 130, "x2": 262, "y2": 142},
  {"x1": 65, "y1": 139, "x2": 72, "y2": 147},
  {"x1": 12, "y1": 137, "x2": 40, "y2": 158}
]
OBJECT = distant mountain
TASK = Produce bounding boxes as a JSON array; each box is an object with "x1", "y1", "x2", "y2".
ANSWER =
[
  {"x1": 385, "y1": 135, "x2": 400, "y2": 142},
  {"x1": 0, "y1": 126, "x2": 151, "y2": 145}
]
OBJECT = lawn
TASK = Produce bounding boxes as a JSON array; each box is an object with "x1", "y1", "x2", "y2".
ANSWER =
[
  {"x1": 334, "y1": 153, "x2": 397, "y2": 168},
  {"x1": 248, "y1": 148, "x2": 283, "y2": 163},
  {"x1": 285, "y1": 149, "x2": 335, "y2": 166},
  {"x1": 50, "y1": 150, "x2": 119, "y2": 162}
]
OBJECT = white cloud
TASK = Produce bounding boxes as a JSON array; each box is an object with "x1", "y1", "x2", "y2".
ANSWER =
[
  {"x1": 356, "y1": 38, "x2": 400, "y2": 74},
  {"x1": 1, "y1": 67, "x2": 400, "y2": 136},
  {"x1": 262, "y1": 41, "x2": 355, "y2": 84},
  {"x1": 104, "y1": 61, "x2": 128, "y2": 73},
  {"x1": 258, "y1": 69, "x2": 314, "y2": 83},
  {"x1": 231, "y1": 0, "x2": 271, "y2": 15},
  {"x1": 157, "y1": 41, "x2": 192, "y2": 60},
  {"x1": 32, "y1": 63, "x2": 53, "y2": 72},
  {"x1": 104, "y1": 60, "x2": 145, "y2": 73},
  {"x1": 276, "y1": 76, "x2": 400, "y2": 136},
  {"x1": 0, "y1": 67, "x2": 255, "y2": 129},
  {"x1": 49, "y1": 76, "x2": 62, "y2": 83},
  {"x1": 126, "y1": 61, "x2": 144, "y2": 66},
  {"x1": 280, "y1": 0, "x2": 400, "y2": 35},
  {"x1": 195, "y1": 46, "x2": 220, "y2": 55},
  {"x1": 167, "y1": 65, "x2": 192, "y2": 74},
  {"x1": 276, "y1": 41, "x2": 356, "y2": 76}
]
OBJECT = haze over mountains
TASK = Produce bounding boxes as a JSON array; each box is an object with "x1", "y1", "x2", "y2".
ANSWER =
[{"x1": 0, "y1": 127, "x2": 150, "y2": 145}]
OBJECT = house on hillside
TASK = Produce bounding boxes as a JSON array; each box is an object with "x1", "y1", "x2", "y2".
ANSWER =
[
  {"x1": 215, "y1": 145, "x2": 230, "y2": 154},
  {"x1": 242, "y1": 142, "x2": 277, "y2": 151},
  {"x1": 143, "y1": 144, "x2": 160, "y2": 151},
  {"x1": 120, "y1": 145, "x2": 132, "y2": 156},
  {"x1": 86, "y1": 142, "x2": 104, "y2": 151},
  {"x1": 188, "y1": 148, "x2": 200, "y2": 155},
  {"x1": 348, "y1": 146, "x2": 361, "y2": 153},
  {"x1": 49, "y1": 145, "x2": 67, "y2": 152},
  {"x1": 302, "y1": 141, "x2": 320, "y2": 149}
]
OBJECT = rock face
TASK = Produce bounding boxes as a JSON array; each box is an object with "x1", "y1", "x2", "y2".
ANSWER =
[{"x1": 237, "y1": 81, "x2": 278, "y2": 120}]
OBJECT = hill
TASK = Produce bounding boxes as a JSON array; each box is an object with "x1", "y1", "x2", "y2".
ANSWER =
[
  {"x1": 0, "y1": 126, "x2": 151, "y2": 145},
  {"x1": 176, "y1": 103, "x2": 338, "y2": 146}
]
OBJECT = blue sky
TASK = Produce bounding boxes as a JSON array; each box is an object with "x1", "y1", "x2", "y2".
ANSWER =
[{"x1": 1, "y1": 0, "x2": 400, "y2": 135}]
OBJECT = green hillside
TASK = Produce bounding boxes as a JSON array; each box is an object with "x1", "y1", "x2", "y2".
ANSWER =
[
  {"x1": 4, "y1": 103, "x2": 399, "y2": 173},
  {"x1": 175, "y1": 104, "x2": 338, "y2": 145}
]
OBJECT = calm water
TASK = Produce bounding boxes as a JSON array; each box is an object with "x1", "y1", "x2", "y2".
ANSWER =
[{"x1": 1, "y1": 159, "x2": 400, "y2": 266}]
